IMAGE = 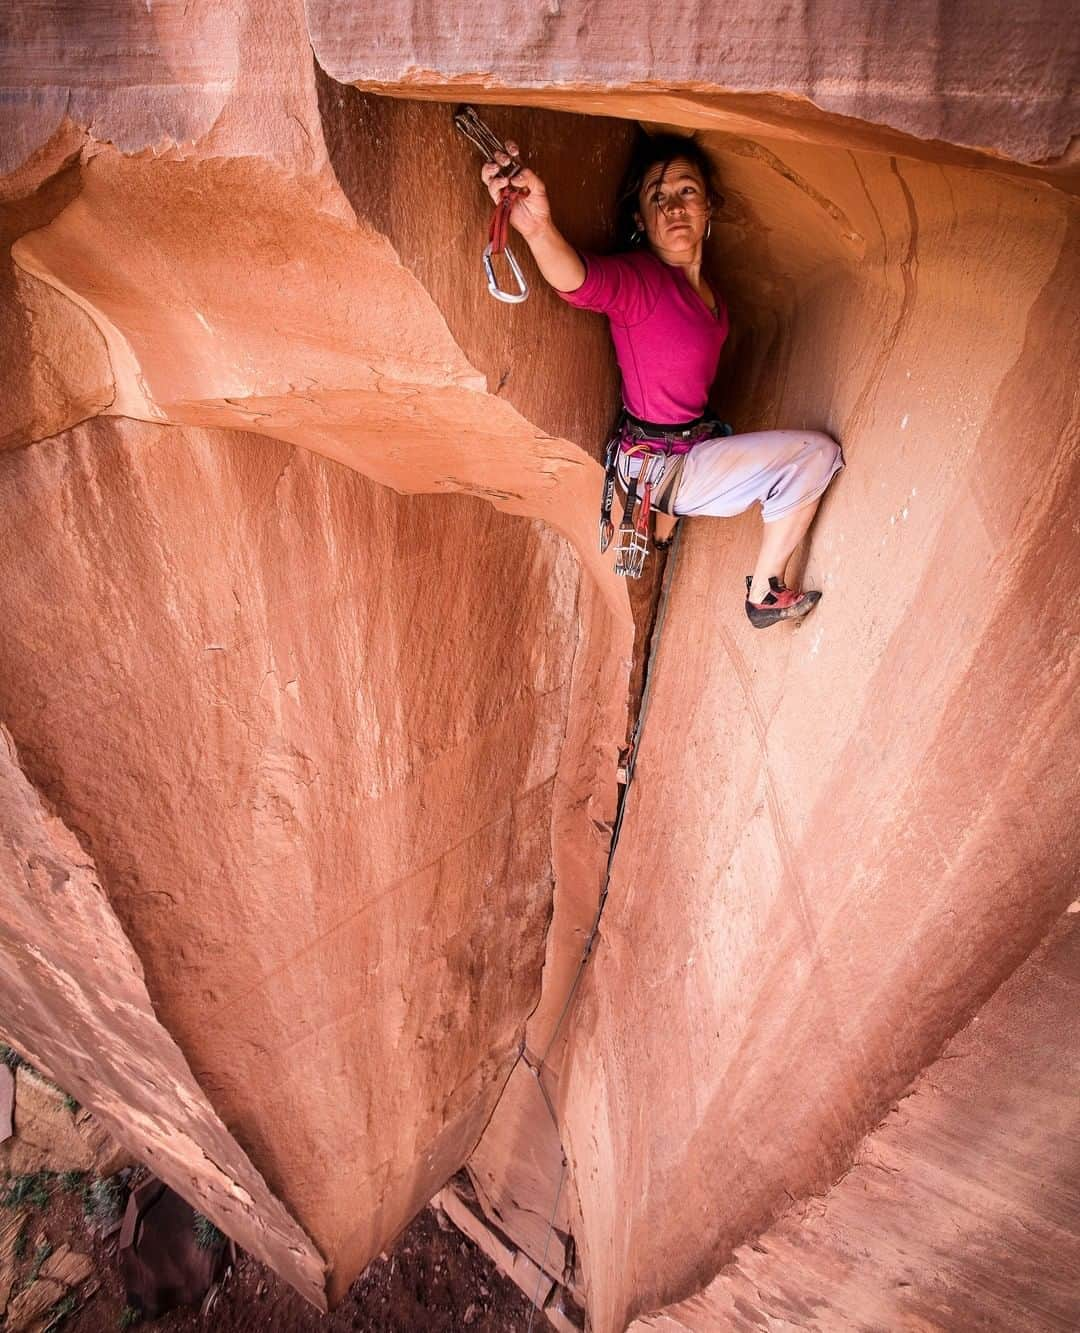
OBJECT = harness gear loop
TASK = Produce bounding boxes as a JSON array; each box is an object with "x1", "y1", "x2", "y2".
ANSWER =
[
  {"x1": 613, "y1": 444, "x2": 668, "y2": 577},
  {"x1": 601, "y1": 411, "x2": 735, "y2": 577},
  {"x1": 598, "y1": 431, "x2": 620, "y2": 553},
  {"x1": 454, "y1": 105, "x2": 531, "y2": 304}
]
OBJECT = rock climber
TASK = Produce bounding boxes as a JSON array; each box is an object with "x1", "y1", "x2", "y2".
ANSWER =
[{"x1": 481, "y1": 131, "x2": 843, "y2": 627}]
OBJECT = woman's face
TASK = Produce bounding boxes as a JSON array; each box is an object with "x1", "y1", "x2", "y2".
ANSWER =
[{"x1": 635, "y1": 157, "x2": 711, "y2": 257}]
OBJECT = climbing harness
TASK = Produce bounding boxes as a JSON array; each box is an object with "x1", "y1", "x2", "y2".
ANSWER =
[
  {"x1": 601, "y1": 411, "x2": 733, "y2": 578},
  {"x1": 454, "y1": 105, "x2": 530, "y2": 304}
]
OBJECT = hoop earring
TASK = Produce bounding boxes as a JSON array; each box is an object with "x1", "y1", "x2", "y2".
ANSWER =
[
  {"x1": 705, "y1": 218, "x2": 712, "y2": 240},
  {"x1": 631, "y1": 227, "x2": 644, "y2": 246}
]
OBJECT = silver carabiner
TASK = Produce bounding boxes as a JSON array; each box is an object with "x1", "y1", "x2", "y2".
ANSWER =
[{"x1": 483, "y1": 242, "x2": 529, "y2": 304}]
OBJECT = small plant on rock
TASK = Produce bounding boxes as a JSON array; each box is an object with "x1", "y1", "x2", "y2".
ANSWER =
[
  {"x1": 192, "y1": 1211, "x2": 225, "y2": 1250},
  {"x1": 0, "y1": 1042, "x2": 25, "y2": 1071},
  {"x1": 118, "y1": 1305, "x2": 141, "y2": 1329},
  {"x1": 82, "y1": 1174, "x2": 126, "y2": 1227},
  {"x1": 3, "y1": 1171, "x2": 54, "y2": 1209},
  {"x1": 43, "y1": 1293, "x2": 79, "y2": 1333},
  {"x1": 61, "y1": 1092, "x2": 79, "y2": 1114},
  {"x1": 59, "y1": 1170, "x2": 87, "y2": 1194},
  {"x1": 25, "y1": 1239, "x2": 54, "y2": 1286},
  {"x1": 13, "y1": 1219, "x2": 29, "y2": 1259}
]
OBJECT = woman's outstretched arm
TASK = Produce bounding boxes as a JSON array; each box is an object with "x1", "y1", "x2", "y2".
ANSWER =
[{"x1": 481, "y1": 142, "x2": 586, "y2": 294}]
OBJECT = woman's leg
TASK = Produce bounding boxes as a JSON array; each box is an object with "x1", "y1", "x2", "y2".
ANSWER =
[
  {"x1": 673, "y1": 428, "x2": 842, "y2": 604},
  {"x1": 747, "y1": 494, "x2": 821, "y2": 603}
]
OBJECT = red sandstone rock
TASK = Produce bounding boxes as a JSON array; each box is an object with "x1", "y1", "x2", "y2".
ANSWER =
[
  {"x1": 0, "y1": 4, "x2": 1077, "y2": 1328},
  {"x1": 0, "y1": 157, "x2": 113, "y2": 452},
  {"x1": 0, "y1": 417, "x2": 623, "y2": 1303},
  {"x1": 0, "y1": 1066, "x2": 12, "y2": 1144},
  {"x1": 4, "y1": 1276, "x2": 65, "y2": 1333},
  {"x1": 0, "y1": 1067, "x2": 131, "y2": 1177},
  {"x1": 0, "y1": 723, "x2": 325, "y2": 1305},
  {"x1": 0, "y1": 1210, "x2": 24, "y2": 1315},
  {"x1": 630, "y1": 908, "x2": 1080, "y2": 1331},
  {"x1": 465, "y1": 1061, "x2": 573, "y2": 1285},
  {"x1": 557, "y1": 124, "x2": 1080, "y2": 1331},
  {"x1": 38, "y1": 1243, "x2": 94, "y2": 1289},
  {"x1": 307, "y1": 0, "x2": 1080, "y2": 163}
]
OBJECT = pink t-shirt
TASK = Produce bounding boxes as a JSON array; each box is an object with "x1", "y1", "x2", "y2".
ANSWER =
[{"x1": 558, "y1": 250, "x2": 729, "y2": 424}]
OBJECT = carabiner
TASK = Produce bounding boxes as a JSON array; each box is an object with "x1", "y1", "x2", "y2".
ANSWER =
[{"x1": 483, "y1": 243, "x2": 529, "y2": 304}]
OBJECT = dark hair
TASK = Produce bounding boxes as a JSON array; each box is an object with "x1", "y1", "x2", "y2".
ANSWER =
[{"x1": 614, "y1": 131, "x2": 722, "y2": 249}]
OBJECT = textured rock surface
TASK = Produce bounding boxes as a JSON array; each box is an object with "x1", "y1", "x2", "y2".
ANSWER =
[
  {"x1": 0, "y1": 1066, "x2": 131, "y2": 1176},
  {"x1": 1, "y1": 1, "x2": 1077, "y2": 1328},
  {"x1": 630, "y1": 906, "x2": 1080, "y2": 1332},
  {"x1": 0, "y1": 418, "x2": 621, "y2": 1302},
  {"x1": 0, "y1": 157, "x2": 113, "y2": 451},
  {"x1": 559, "y1": 118, "x2": 1080, "y2": 1333},
  {"x1": 308, "y1": 0, "x2": 1080, "y2": 163},
  {"x1": 0, "y1": 723, "x2": 325, "y2": 1303},
  {"x1": 0, "y1": 0, "x2": 628, "y2": 1308}
]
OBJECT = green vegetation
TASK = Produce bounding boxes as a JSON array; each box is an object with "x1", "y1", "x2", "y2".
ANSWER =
[
  {"x1": 118, "y1": 1305, "x2": 141, "y2": 1328},
  {"x1": 192, "y1": 1211, "x2": 225, "y2": 1250},
  {"x1": 2, "y1": 1170, "x2": 55, "y2": 1209},
  {"x1": 25, "y1": 1238, "x2": 54, "y2": 1286},
  {"x1": 61, "y1": 1093, "x2": 79, "y2": 1114},
  {"x1": 43, "y1": 1294, "x2": 79, "y2": 1333},
  {"x1": 13, "y1": 1219, "x2": 29, "y2": 1259},
  {"x1": 59, "y1": 1170, "x2": 87, "y2": 1194},
  {"x1": 0, "y1": 1042, "x2": 25, "y2": 1071},
  {"x1": 81, "y1": 1173, "x2": 126, "y2": 1227}
]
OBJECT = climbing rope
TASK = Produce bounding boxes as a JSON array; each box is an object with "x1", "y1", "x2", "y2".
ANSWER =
[
  {"x1": 524, "y1": 1159, "x2": 567, "y2": 1333},
  {"x1": 534, "y1": 518, "x2": 683, "y2": 1072},
  {"x1": 516, "y1": 522, "x2": 685, "y2": 1324}
]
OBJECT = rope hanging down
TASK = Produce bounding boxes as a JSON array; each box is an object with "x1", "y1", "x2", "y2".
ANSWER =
[
  {"x1": 454, "y1": 105, "x2": 530, "y2": 304},
  {"x1": 531, "y1": 520, "x2": 682, "y2": 1073}
]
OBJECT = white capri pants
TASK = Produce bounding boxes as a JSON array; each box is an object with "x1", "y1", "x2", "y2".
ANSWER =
[{"x1": 618, "y1": 429, "x2": 843, "y2": 522}]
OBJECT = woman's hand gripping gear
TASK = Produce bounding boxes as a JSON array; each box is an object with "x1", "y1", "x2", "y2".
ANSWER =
[
  {"x1": 455, "y1": 108, "x2": 533, "y2": 302},
  {"x1": 481, "y1": 142, "x2": 551, "y2": 241},
  {"x1": 478, "y1": 140, "x2": 585, "y2": 296},
  {"x1": 458, "y1": 107, "x2": 583, "y2": 294}
]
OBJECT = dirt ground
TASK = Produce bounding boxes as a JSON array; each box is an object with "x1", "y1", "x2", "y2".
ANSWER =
[{"x1": 6, "y1": 1180, "x2": 540, "y2": 1333}]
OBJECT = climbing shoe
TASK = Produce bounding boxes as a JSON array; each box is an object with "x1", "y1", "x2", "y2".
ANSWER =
[{"x1": 744, "y1": 575, "x2": 822, "y2": 629}]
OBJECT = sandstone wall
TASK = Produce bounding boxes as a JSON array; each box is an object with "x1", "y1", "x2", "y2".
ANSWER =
[
  {"x1": 307, "y1": 0, "x2": 1079, "y2": 161},
  {"x1": 631, "y1": 904, "x2": 1080, "y2": 1331},
  {"x1": 0, "y1": 722, "x2": 325, "y2": 1304},
  {"x1": 1, "y1": 0, "x2": 631, "y2": 1303},
  {"x1": 0, "y1": 416, "x2": 623, "y2": 1302},
  {"x1": 558, "y1": 117, "x2": 1080, "y2": 1332},
  {"x1": 1, "y1": 2, "x2": 1077, "y2": 1327}
]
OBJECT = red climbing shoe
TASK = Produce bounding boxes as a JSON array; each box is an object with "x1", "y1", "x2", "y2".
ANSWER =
[{"x1": 744, "y1": 575, "x2": 822, "y2": 629}]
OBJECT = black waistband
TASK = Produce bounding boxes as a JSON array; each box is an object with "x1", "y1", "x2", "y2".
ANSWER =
[{"x1": 622, "y1": 409, "x2": 709, "y2": 437}]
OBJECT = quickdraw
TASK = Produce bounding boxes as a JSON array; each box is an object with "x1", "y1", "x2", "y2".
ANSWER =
[
  {"x1": 612, "y1": 444, "x2": 669, "y2": 579},
  {"x1": 454, "y1": 105, "x2": 529, "y2": 304}
]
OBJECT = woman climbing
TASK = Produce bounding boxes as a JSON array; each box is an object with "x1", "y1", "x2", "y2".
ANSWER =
[{"x1": 481, "y1": 131, "x2": 843, "y2": 627}]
